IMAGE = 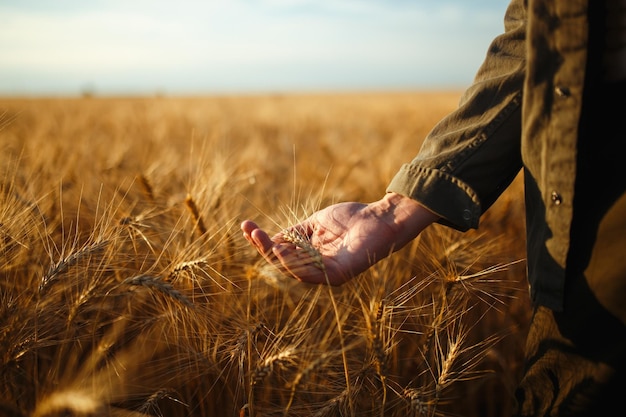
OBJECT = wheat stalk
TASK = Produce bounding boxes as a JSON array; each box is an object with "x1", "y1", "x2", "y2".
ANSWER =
[
  {"x1": 403, "y1": 388, "x2": 433, "y2": 417},
  {"x1": 137, "y1": 389, "x2": 188, "y2": 416},
  {"x1": 137, "y1": 173, "x2": 155, "y2": 201},
  {"x1": 284, "y1": 350, "x2": 334, "y2": 415},
  {"x1": 281, "y1": 228, "x2": 324, "y2": 270},
  {"x1": 169, "y1": 258, "x2": 208, "y2": 278},
  {"x1": 231, "y1": 321, "x2": 268, "y2": 416},
  {"x1": 311, "y1": 388, "x2": 349, "y2": 417},
  {"x1": 123, "y1": 274, "x2": 194, "y2": 308},
  {"x1": 40, "y1": 240, "x2": 109, "y2": 294},
  {"x1": 251, "y1": 346, "x2": 296, "y2": 385},
  {"x1": 279, "y1": 226, "x2": 356, "y2": 415},
  {"x1": 185, "y1": 194, "x2": 207, "y2": 236}
]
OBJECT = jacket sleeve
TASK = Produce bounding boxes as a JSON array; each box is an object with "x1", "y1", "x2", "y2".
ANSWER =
[{"x1": 387, "y1": 0, "x2": 527, "y2": 231}]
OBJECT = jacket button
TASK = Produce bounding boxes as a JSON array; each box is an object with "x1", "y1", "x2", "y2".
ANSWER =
[
  {"x1": 555, "y1": 86, "x2": 571, "y2": 97},
  {"x1": 462, "y1": 209, "x2": 472, "y2": 220},
  {"x1": 551, "y1": 191, "x2": 562, "y2": 205}
]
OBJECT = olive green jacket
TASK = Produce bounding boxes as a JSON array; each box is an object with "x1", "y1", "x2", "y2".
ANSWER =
[{"x1": 387, "y1": 0, "x2": 624, "y2": 311}]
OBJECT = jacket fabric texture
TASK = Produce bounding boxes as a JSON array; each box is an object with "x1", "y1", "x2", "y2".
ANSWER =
[
  {"x1": 387, "y1": 0, "x2": 625, "y2": 316},
  {"x1": 387, "y1": 0, "x2": 626, "y2": 415}
]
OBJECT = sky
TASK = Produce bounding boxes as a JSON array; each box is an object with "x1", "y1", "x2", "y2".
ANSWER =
[{"x1": 0, "y1": 0, "x2": 509, "y2": 96}]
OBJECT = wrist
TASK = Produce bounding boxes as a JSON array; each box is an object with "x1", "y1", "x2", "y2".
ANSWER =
[{"x1": 379, "y1": 192, "x2": 439, "y2": 238}]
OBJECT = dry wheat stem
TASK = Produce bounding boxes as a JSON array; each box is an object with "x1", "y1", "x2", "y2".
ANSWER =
[
  {"x1": 284, "y1": 350, "x2": 333, "y2": 416},
  {"x1": 311, "y1": 387, "x2": 350, "y2": 417},
  {"x1": 279, "y1": 225, "x2": 354, "y2": 413},
  {"x1": 137, "y1": 389, "x2": 188, "y2": 415},
  {"x1": 373, "y1": 299, "x2": 391, "y2": 417}
]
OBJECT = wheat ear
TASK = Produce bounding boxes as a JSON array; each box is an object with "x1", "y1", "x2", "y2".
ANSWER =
[
  {"x1": 184, "y1": 194, "x2": 207, "y2": 236},
  {"x1": 40, "y1": 240, "x2": 109, "y2": 294},
  {"x1": 137, "y1": 174, "x2": 155, "y2": 200},
  {"x1": 251, "y1": 346, "x2": 296, "y2": 385},
  {"x1": 168, "y1": 258, "x2": 209, "y2": 282},
  {"x1": 123, "y1": 274, "x2": 194, "y2": 308},
  {"x1": 281, "y1": 228, "x2": 324, "y2": 270},
  {"x1": 403, "y1": 388, "x2": 432, "y2": 417}
]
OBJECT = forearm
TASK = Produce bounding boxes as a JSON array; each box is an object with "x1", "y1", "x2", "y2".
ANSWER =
[{"x1": 388, "y1": 0, "x2": 527, "y2": 231}]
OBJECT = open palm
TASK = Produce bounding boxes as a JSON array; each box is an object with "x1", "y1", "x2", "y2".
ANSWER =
[{"x1": 241, "y1": 195, "x2": 437, "y2": 285}]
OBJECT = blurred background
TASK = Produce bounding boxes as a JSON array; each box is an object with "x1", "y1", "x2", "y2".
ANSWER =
[{"x1": 1, "y1": 0, "x2": 508, "y2": 96}]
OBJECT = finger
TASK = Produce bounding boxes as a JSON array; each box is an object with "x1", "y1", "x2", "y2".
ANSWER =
[
  {"x1": 242, "y1": 221, "x2": 313, "y2": 281},
  {"x1": 250, "y1": 228, "x2": 276, "y2": 255},
  {"x1": 240, "y1": 220, "x2": 275, "y2": 254},
  {"x1": 272, "y1": 245, "x2": 327, "y2": 285},
  {"x1": 241, "y1": 220, "x2": 260, "y2": 241},
  {"x1": 275, "y1": 247, "x2": 352, "y2": 286}
]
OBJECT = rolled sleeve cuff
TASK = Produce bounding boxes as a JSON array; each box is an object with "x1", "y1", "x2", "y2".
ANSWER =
[{"x1": 386, "y1": 164, "x2": 482, "y2": 231}]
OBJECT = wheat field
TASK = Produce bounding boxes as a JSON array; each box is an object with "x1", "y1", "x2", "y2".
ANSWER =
[{"x1": 0, "y1": 92, "x2": 530, "y2": 417}]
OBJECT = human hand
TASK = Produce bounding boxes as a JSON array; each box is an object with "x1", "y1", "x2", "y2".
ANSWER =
[{"x1": 241, "y1": 193, "x2": 438, "y2": 285}]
